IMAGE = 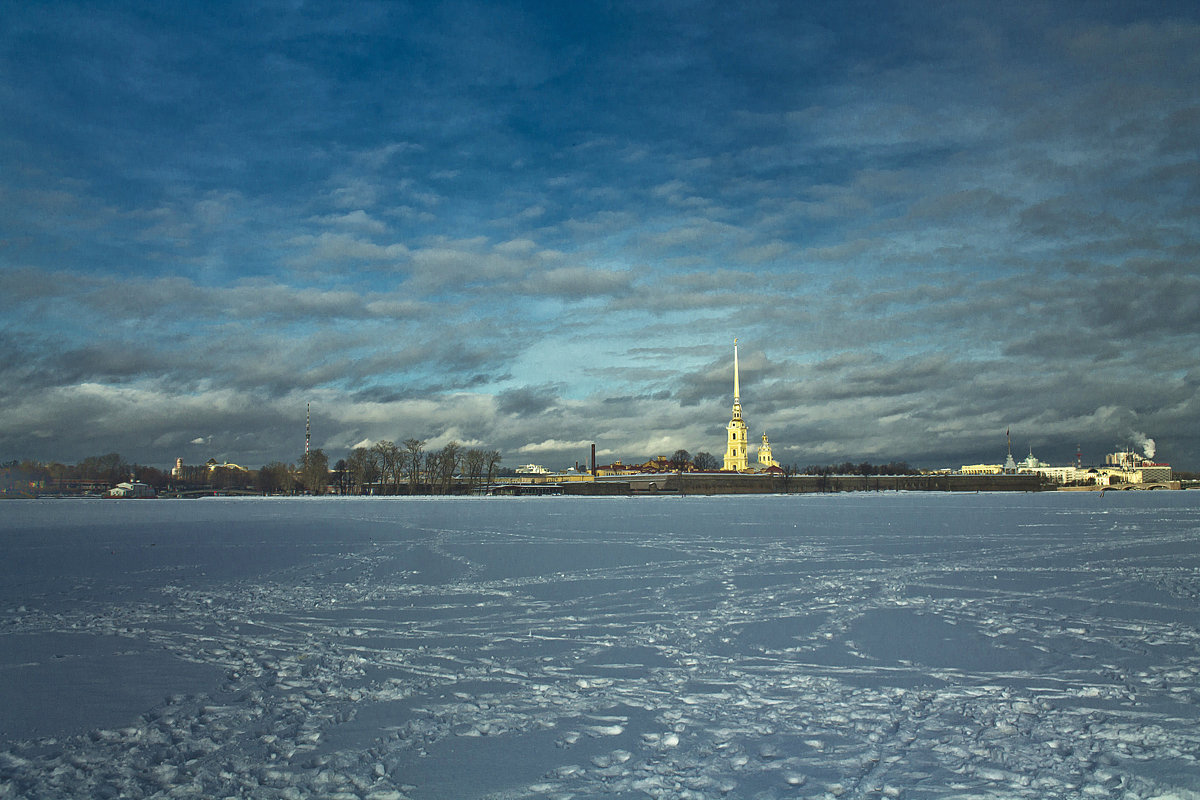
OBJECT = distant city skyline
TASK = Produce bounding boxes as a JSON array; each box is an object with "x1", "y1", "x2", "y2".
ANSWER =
[{"x1": 3, "y1": 2, "x2": 1198, "y2": 471}]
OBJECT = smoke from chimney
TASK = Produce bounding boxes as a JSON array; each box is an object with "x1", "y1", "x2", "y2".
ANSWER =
[{"x1": 1131, "y1": 431, "x2": 1156, "y2": 460}]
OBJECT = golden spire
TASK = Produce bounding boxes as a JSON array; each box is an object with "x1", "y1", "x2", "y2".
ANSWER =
[{"x1": 733, "y1": 338, "x2": 740, "y2": 408}]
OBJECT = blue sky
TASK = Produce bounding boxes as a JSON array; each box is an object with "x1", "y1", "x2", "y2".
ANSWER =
[{"x1": 3, "y1": 0, "x2": 1199, "y2": 471}]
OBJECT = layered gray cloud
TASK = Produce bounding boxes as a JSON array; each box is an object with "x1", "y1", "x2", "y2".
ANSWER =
[{"x1": 2, "y1": 1, "x2": 1198, "y2": 470}]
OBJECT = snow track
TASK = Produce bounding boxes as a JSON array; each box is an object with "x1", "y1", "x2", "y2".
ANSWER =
[{"x1": 2, "y1": 493, "x2": 1199, "y2": 799}]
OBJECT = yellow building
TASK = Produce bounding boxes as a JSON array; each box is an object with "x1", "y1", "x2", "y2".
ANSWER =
[
  {"x1": 723, "y1": 339, "x2": 750, "y2": 471},
  {"x1": 960, "y1": 464, "x2": 1003, "y2": 475},
  {"x1": 757, "y1": 433, "x2": 779, "y2": 469}
]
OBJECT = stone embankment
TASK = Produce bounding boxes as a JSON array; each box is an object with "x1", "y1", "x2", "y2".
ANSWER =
[{"x1": 553, "y1": 473, "x2": 1046, "y2": 496}]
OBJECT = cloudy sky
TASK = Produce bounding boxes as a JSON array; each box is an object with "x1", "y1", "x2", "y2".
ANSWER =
[{"x1": 3, "y1": 1, "x2": 1199, "y2": 472}]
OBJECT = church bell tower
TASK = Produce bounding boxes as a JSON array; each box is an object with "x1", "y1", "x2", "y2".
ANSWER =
[
  {"x1": 758, "y1": 432, "x2": 779, "y2": 468},
  {"x1": 723, "y1": 339, "x2": 749, "y2": 471}
]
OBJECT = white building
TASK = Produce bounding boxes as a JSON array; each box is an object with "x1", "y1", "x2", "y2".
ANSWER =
[
  {"x1": 1027, "y1": 465, "x2": 1080, "y2": 485},
  {"x1": 964, "y1": 443, "x2": 1174, "y2": 486},
  {"x1": 104, "y1": 481, "x2": 155, "y2": 499},
  {"x1": 1015, "y1": 447, "x2": 1078, "y2": 484},
  {"x1": 1094, "y1": 450, "x2": 1173, "y2": 484}
]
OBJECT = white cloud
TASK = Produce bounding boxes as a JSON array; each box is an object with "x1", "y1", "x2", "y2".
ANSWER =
[
  {"x1": 516, "y1": 439, "x2": 594, "y2": 454},
  {"x1": 311, "y1": 209, "x2": 389, "y2": 234},
  {"x1": 287, "y1": 232, "x2": 410, "y2": 265}
]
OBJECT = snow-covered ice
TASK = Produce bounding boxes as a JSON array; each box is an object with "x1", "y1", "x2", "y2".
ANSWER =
[{"x1": 2, "y1": 492, "x2": 1199, "y2": 799}]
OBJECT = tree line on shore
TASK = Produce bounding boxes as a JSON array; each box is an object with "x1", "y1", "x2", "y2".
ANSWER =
[
  {"x1": 1, "y1": 439, "x2": 505, "y2": 497},
  {"x1": 19, "y1": 450, "x2": 1131, "y2": 498},
  {"x1": 2, "y1": 453, "x2": 160, "y2": 495},
  {"x1": 324, "y1": 439, "x2": 504, "y2": 495}
]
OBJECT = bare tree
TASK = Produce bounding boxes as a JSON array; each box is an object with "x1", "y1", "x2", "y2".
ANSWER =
[
  {"x1": 439, "y1": 441, "x2": 461, "y2": 494},
  {"x1": 464, "y1": 448, "x2": 485, "y2": 491},
  {"x1": 693, "y1": 451, "x2": 719, "y2": 471},
  {"x1": 210, "y1": 465, "x2": 246, "y2": 490},
  {"x1": 403, "y1": 438, "x2": 424, "y2": 494},
  {"x1": 423, "y1": 451, "x2": 441, "y2": 494},
  {"x1": 372, "y1": 441, "x2": 402, "y2": 494},
  {"x1": 780, "y1": 463, "x2": 797, "y2": 493},
  {"x1": 346, "y1": 447, "x2": 379, "y2": 494},
  {"x1": 332, "y1": 458, "x2": 349, "y2": 494},
  {"x1": 486, "y1": 450, "x2": 502, "y2": 486},
  {"x1": 300, "y1": 448, "x2": 330, "y2": 494},
  {"x1": 257, "y1": 461, "x2": 295, "y2": 494},
  {"x1": 79, "y1": 452, "x2": 129, "y2": 483}
]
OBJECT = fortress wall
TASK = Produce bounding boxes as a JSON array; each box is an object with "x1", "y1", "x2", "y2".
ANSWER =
[{"x1": 552, "y1": 473, "x2": 1046, "y2": 495}]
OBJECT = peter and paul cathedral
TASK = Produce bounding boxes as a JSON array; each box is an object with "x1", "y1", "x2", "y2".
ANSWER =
[
  {"x1": 723, "y1": 339, "x2": 750, "y2": 471},
  {"x1": 723, "y1": 338, "x2": 781, "y2": 472}
]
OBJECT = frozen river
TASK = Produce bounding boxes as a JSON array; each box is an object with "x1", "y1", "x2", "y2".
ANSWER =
[{"x1": 2, "y1": 492, "x2": 1199, "y2": 799}]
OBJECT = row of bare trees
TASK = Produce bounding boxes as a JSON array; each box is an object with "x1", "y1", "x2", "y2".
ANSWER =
[
  {"x1": 666, "y1": 449, "x2": 721, "y2": 471},
  {"x1": 335, "y1": 439, "x2": 502, "y2": 495}
]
